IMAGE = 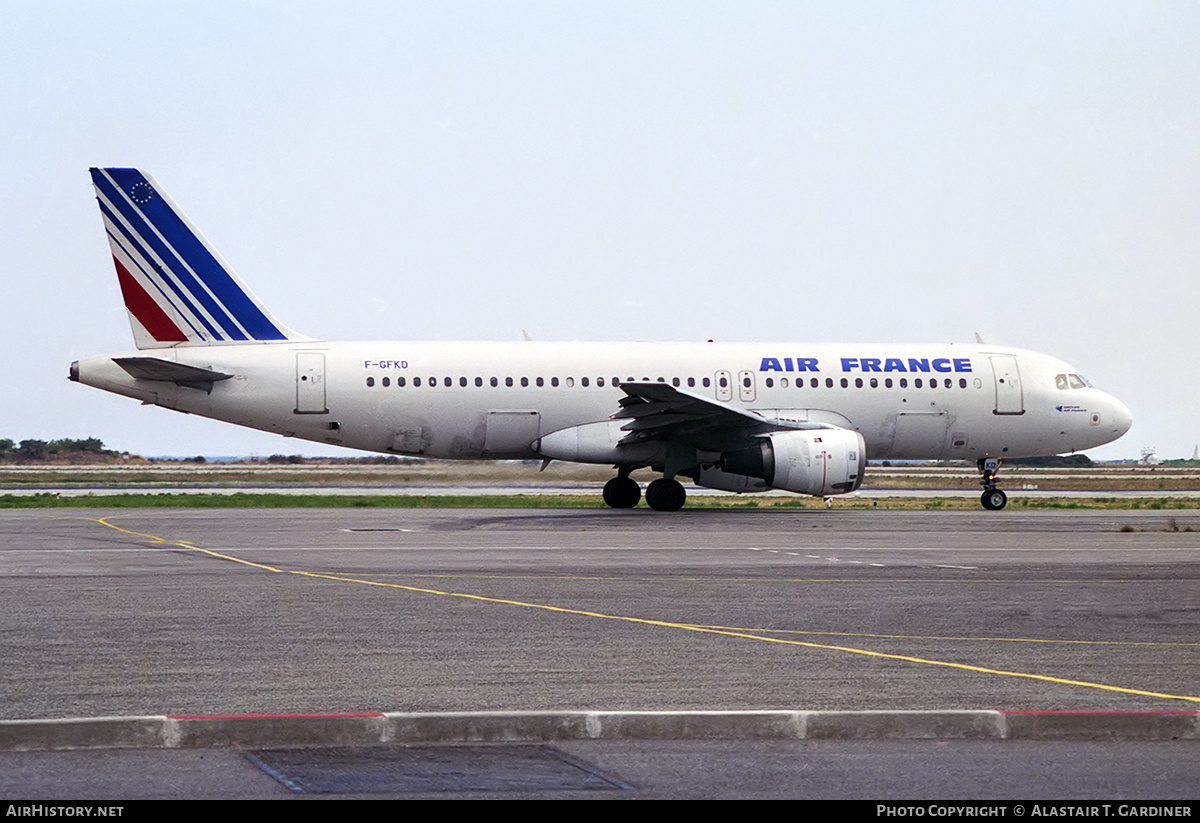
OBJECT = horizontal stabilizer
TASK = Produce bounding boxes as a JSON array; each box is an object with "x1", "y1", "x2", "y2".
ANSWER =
[{"x1": 113, "y1": 357, "x2": 233, "y2": 393}]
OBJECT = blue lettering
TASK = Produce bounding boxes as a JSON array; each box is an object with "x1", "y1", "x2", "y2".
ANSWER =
[
  {"x1": 797, "y1": 358, "x2": 819, "y2": 372},
  {"x1": 932, "y1": 358, "x2": 952, "y2": 373},
  {"x1": 907, "y1": 358, "x2": 930, "y2": 372},
  {"x1": 861, "y1": 357, "x2": 882, "y2": 372},
  {"x1": 953, "y1": 358, "x2": 972, "y2": 372},
  {"x1": 841, "y1": 358, "x2": 859, "y2": 372},
  {"x1": 760, "y1": 357, "x2": 783, "y2": 372},
  {"x1": 883, "y1": 358, "x2": 905, "y2": 372}
]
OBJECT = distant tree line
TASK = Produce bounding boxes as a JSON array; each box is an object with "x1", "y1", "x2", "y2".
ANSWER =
[{"x1": 0, "y1": 438, "x2": 110, "y2": 459}]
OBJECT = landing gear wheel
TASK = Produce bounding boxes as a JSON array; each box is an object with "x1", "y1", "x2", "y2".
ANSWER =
[
  {"x1": 981, "y1": 488, "x2": 1008, "y2": 511},
  {"x1": 645, "y1": 478, "x2": 686, "y2": 512},
  {"x1": 977, "y1": 457, "x2": 1007, "y2": 511},
  {"x1": 602, "y1": 476, "x2": 641, "y2": 509}
]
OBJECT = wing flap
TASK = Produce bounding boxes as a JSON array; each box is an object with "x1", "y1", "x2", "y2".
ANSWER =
[{"x1": 614, "y1": 381, "x2": 832, "y2": 452}]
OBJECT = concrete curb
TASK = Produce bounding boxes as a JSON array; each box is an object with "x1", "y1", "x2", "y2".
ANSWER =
[{"x1": 1, "y1": 710, "x2": 1196, "y2": 751}]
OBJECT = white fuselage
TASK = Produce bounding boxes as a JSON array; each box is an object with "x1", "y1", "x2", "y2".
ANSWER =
[{"x1": 73, "y1": 340, "x2": 1132, "y2": 464}]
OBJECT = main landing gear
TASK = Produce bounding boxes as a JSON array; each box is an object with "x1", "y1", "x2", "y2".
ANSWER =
[
  {"x1": 602, "y1": 475, "x2": 640, "y2": 509},
  {"x1": 978, "y1": 457, "x2": 1007, "y2": 511},
  {"x1": 645, "y1": 477, "x2": 686, "y2": 512},
  {"x1": 602, "y1": 471, "x2": 687, "y2": 511}
]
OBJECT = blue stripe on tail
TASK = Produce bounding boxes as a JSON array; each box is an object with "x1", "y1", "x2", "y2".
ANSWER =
[{"x1": 91, "y1": 168, "x2": 290, "y2": 342}]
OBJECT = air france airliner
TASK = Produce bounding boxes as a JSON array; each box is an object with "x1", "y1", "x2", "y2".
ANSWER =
[{"x1": 70, "y1": 168, "x2": 1133, "y2": 511}]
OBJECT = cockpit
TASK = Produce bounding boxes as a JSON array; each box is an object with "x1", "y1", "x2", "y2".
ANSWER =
[{"x1": 1054, "y1": 373, "x2": 1092, "y2": 390}]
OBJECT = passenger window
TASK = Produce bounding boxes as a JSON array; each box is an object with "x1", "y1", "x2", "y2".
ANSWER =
[
  {"x1": 460, "y1": 377, "x2": 468, "y2": 387},
  {"x1": 414, "y1": 377, "x2": 422, "y2": 387},
  {"x1": 765, "y1": 377, "x2": 774, "y2": 388},
  {"x1": 597, "y1": 377, "x2": 605, "y2": 387},
  {"x1": 870, "y1": 378, "x2": 878, "y2": 388},
  {"x1": 536, "y1": 377, "x2": 544, "y2": 387},
  {"x1": 474, "y1": 377, "x2": 482, "y2": 387},
  {"x1": 780, "y1": 377, "x2": 789, "y2": 388},
  {"x1": 840, "y1": 378, "x2": 848, "y2": 388},
  {"x1": 854, "y1": 378, "x2": 862, "y2": 388},
  {"x1": 687, "y1": 377, "x2": 695, "y2": 387},
  {"x1": 582, "y1": 377, "x2": 589, "y2": 387},
  {"x1": 505, "y1": 377, "x2": 513, "y2": 387},
  {"x1": 899, "y1": 378, "x2": 907, "y2": 388},
  {"x1": 914, "y1": 378, "x2": 923, "y2": 388},
  {"x1": 702, "y1": 377, "x2": 711, "y2": 388},
  {"x1": 520, "y1": 377, "x2": 528, "y2": 387},
  {"x1": 490, "y1": 377, "x2": 497, "y2": 387},
  {"x1": 672, "y1": 377, "x2": 680, "y2": 387},
  {"x1": 885, "y1": 378, "x2": 892, "y2": 388},
  {"x1": 382, "y1": 377, "x2": 390, "y2": 387},
  {"x1": 398, "y1": 377, "x2": 406, "y2": 387},
  {"x1": 825, "y1": 378, "x2": 833, "y2": 388},
  {"x1": 566, "y1": 377, "x2": 575, "y2": 387},
  {"x1": 366, "y1": 377, "x2": 375, "y2": 387},
  {"x1": 959, "y1": 378, "x2": 966, "y2": 388},
  {"x1": 551, "y1": 377, "x2": 559, "y2": 387}
]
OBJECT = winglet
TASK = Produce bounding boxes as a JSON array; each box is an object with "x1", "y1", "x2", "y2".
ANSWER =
[{"x1": 90, "y1": 168, "x2": 310, "y2": 349}]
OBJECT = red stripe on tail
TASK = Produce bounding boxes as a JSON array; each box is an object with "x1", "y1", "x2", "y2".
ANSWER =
[{"x1": 113, "y1": 256, "x2": 188, "y2": 343}]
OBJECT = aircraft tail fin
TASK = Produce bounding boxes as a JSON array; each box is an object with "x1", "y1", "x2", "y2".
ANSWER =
[{"x1": 89, "y1": 167, "x2": 309, "y2": 349}]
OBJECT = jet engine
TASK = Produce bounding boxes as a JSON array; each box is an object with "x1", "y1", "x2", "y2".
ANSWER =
[{"x1": 718, "y1": 429, "x2": 866, "y2": 496}]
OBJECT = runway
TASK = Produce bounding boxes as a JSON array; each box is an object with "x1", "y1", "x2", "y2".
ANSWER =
[{"x1": 2, "y1": 508, "x2": 1198, "y2": 720}]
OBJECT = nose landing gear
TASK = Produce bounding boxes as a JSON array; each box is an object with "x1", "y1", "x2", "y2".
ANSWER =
[{"x1": 979, "y1": 457, "x2": 1007, "y2": 510}]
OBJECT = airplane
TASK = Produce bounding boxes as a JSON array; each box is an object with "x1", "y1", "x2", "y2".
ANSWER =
[{"x1": 70, "y1": 168, "x2": 1133, "y2": 511}]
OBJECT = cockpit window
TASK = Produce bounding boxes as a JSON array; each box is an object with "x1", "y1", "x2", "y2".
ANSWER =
[{"x1": 1056, "y1": 373, "x2": 1093, "y2": 390}]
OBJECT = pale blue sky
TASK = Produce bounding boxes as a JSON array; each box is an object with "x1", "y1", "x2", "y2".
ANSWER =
[{"x1": 3, "y1": 1, "x2": 1197, "y2": 459}]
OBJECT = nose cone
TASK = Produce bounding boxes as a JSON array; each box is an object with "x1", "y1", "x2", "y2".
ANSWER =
[{"x1": 1110, "y1": 395, "x2": 1133, "y2": 439}]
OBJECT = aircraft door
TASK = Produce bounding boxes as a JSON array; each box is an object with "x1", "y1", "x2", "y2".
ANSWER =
[
  {"x1": 989, "y1": 355, "x2": 1024, "y2": 415},
  {"x1": 738, "y1": 370, "x2": 756, "y2": 402},
  {"x1": 715, "y1": 371, "x2": 732, "y2": 402},
  {"x1": 295, "y1": 352, "x2": 328, "y2": 414}
]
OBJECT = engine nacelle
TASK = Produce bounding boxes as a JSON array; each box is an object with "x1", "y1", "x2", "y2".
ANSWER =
[
  {"x1": 693, "y1": 466, "x2": 770, "y2": 493},
  {"x1": 535, "y1": 420, "x2": 664, "y2": 464},
  {"x1": 720, "y1": 429, "x2": 866, "y2": 496}
]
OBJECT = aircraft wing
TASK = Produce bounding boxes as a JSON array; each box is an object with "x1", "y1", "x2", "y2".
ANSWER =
[{"x1": 614, "y1": 381, "x2": 832, "y2": 453}]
